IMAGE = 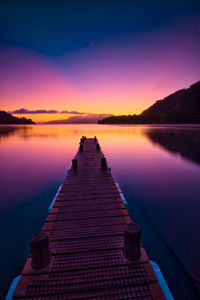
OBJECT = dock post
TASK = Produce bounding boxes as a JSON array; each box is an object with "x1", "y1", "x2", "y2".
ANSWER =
[
  {"x1": 101, "y1": 157, "x2": 107, "y2": 168},
  {"x1": 96, "y1": 143, "x2": 100, "y2": 151},
  {"x1": 123, "y1": 222, "x2": 141, "y2": 261},
  {"x1": 72, "y1": 158, "x2": 77, "y2": 169},
  {"x1": 30, "y1": 231, "x2": 51, "y2": 269},
  {"x1": 81, "y1": 136, "x2": 86, "y2": 143},
  {"x1": 94, "y1": 136, "x2": 97, "y2": 143},
  {"x1": 79, "y1": 143, "x2": 83, "y2": 152}
]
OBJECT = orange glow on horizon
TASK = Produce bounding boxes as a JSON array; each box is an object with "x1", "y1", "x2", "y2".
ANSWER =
[
  {"x1": 1, "y1": 42, "x2": 199, "y2": 122},
  {"x1": 11, "y1": 105, "x2": 146, "y2": 123}
]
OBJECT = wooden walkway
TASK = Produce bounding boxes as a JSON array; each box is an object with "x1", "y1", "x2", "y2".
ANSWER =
[{"x1": 13, "y1": 138, "x2": 165, "y2": 299}]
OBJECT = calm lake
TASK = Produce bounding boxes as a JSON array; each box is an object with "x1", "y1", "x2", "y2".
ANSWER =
[{"x1": 0, "y1": 124, "x2": 200, "y2": 298}]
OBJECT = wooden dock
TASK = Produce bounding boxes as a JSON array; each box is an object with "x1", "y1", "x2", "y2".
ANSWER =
[{"x1": 13, "y1": 137, "x2": 165, "y2": 299}]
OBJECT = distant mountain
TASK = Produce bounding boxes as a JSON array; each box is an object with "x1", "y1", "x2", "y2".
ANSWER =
[
  {"x1": 99, "y1": 81, "x2": 200, "y2": 124},
  {"x1": 44, "y1": 114, "x2": 113, "y2": 124},
  {"x1": 0, "y1": 111, "x2": 35, "y2": 124}
]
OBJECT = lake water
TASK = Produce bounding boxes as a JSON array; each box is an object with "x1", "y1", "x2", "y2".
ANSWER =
[{"x1": 0, "y1": 124, "x2": 200, "y2": 298}]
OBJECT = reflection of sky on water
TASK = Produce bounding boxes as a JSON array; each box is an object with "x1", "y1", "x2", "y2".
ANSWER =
[{"x1": 0, "y1": 124, "x2": 200, "y2": 297}]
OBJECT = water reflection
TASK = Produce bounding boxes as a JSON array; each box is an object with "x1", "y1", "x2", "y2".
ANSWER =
[
  {"x1": 145, "y1": 126, "x2": 200, "y2": 165},
  {"x1": 0, "y1": 126, "x2": 32, "y2": 141},
  {"x1": 0, "y1": 124, "x2": 200, "y2": 298}
]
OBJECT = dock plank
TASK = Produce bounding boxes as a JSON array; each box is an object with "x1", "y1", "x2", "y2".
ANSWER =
[{"x1": 13, "y1": 138, "x2": 165, "y2": 299}]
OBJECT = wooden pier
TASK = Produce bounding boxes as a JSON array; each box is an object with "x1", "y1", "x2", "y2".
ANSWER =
[{"x1": 13, "y1": 137, "x2": 165, "y2": 299}]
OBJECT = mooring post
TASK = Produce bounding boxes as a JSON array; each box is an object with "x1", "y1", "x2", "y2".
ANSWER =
[
  {"x1": 123, "y1": 222, "x2": 141, "y2": 261},
  {"x1": 30, "y1": 231, "x2": 51, "y2": 269},
  {"x1": 94, "y1": 136, "x2": 97, "y2": 143},
  {"x1": 72, "y1": 158, "x2": 77, "y2": 169},
  {"x1": 79, "y1": 143, "x2": 83, "y2": 152},
  {"x1": 81, "y1": 136, "x2": 86, "y2": 143},
  {"x1": 101, "y1": 157, "x2": 107, "y2": 168},
  {"x1": 80, "y1": 137, "x2": 84, "y2": 143},
  {"x1": 96, "y1": 143, "x2": 100, "y2": 151}
]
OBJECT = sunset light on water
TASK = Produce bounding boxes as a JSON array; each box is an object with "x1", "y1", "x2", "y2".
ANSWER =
[{"x1": 1, "y1": 124, "x2": 200, "y2": 298}]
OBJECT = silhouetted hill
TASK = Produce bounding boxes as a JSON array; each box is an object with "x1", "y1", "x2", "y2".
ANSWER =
[
  {"x1": 0, "y1": 111, "x2": 35, "y2": 124},
  {"x1": 99, "y1": 81, "x2": 200, "y2": 124},
  {"x1": 44, "y1": 114, "x2": 113, "y2": 124}
]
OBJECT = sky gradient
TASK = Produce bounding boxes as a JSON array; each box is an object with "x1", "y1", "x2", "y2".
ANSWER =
[{"x1": 0, "y1": 0, "x2": 200, "y2": 122}]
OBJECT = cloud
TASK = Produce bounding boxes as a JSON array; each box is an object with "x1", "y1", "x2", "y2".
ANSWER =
[
  {"x1": 9, "y1": 108, "x2": 59, "y2": 114},
  {"x1": 60, "y1": 110, "x2": 85, "y2": 115},
  {"x1": 9, "y1": 108, "x2": 85, "y2": 115}
]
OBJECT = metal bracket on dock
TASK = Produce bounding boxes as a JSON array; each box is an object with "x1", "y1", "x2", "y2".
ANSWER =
[
  {"x1": 67, "y1": 164, "x2": 72, "y2": 173},
  {"x1": 115, "y1": 182, "x2": 127, "y2": 205},
  {"x1": 150, "y1": 261, "x2": 174, "y2": 300},
  {"x1": 48, "y1": 184, "x2": 62, "y2": 213},
  {"x1": 5, "y1": 275, "x2": 21, "y2": 300}
]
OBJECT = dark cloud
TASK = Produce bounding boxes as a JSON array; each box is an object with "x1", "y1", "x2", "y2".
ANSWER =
[
  {"x1": 9, "y1": 108, "x2": 85, "y2": 115},
  {"x1": 60, "y1": 110, "x2": 85, "y2": 115},
  {"x1": 9, "y1": 108, "x2": 59, "y2": 114}
]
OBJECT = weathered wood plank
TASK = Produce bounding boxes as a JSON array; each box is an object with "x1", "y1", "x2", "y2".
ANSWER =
[{"x1": 13, "y1": 138, "x2": 165, "y2": 299}]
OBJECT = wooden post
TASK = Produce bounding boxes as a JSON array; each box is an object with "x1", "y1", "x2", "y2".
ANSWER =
[
  {"x1": 96, "y1": 143, "x2": 100, "y2": 151},
  {"x1": 94, "y1": 136, "x2": 97, "y2": 143},
  {"x1": 81, "y1": 136, "x2": 86, "y2": 143},
  {"x1": 30, "y1": 231, "x2": 51, "y2": 269},
  {"x1": 101, "y1": 157, "x2": 107, "y2": 168},
  {"x1": 80, "y1": 137, "x2": 85, "y2": 143},
  {"x1": 123, "y1": 222, "x2": 141, "y2": 261},
  {"x1": 79, "y1": 143, "x2": 83, "y2": 152},
  {"x1": 72, "y1": 158, "x2": 77, "y2": 169}
]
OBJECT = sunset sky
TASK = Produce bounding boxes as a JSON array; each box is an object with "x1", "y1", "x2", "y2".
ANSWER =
[{"x1": 0, "y1": 0, "x2": 200, "y2": 122}]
